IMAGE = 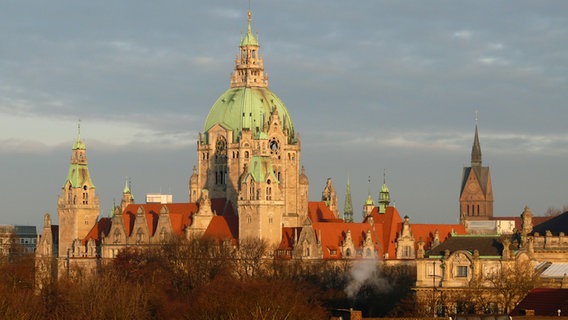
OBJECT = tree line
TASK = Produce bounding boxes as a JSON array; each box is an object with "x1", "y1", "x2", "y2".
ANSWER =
[{"x1": 2, "y1": 236, "x2": 416, "y2": 319}]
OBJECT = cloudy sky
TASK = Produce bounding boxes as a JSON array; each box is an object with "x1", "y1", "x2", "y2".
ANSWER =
[{"x1": 1, "y1": 1, "x2": 567, "y2": 229}]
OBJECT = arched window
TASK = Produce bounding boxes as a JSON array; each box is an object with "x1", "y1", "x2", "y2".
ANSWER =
[
  {"x1": 366, "y1": 248, "x2": 372, "y2": 257},
  {"x1": 345, "y1": 248, "x2": 351, "y2": 257},
  {"x1": 82, "y1": 186, "x2": 88, "y2": 204},
  {"x1": 160, "y1": 228, "x2": 167, "y2": 242},
  {"x1": 245, "y1": 151, "x2": 249, "y2": 158},
  {"x1": 246, "y1": 215, "x2": 252, "y2": 224}
]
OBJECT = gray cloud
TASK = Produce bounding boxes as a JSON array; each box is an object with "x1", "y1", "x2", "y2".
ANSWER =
[{"x1": 1, "y1": 1, "x2": 567, "y2": 228}]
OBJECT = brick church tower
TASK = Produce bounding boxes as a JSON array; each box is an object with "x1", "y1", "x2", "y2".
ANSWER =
[{"x1": 460, "y1": 117, "x2": 493, "y2": 223}]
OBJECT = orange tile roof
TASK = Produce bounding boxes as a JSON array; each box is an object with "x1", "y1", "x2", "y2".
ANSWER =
[
  {"x1": 203, "y1": 204, "x2": 239, "y2": 243},
  {"x1": 83, "y1": 217, "x2": 112, "y2": 245},
  {"x1": 312, "y1": 221, "x2": 380, "y2": 259},
  {"x1": 307, "y1": 202, "x2": 343, "y2": 222},
  {"x1": 307, "y1": 202, "x2": 392, "y2": 259},
  {"x1": 362, "y1": 206, "x2": 403, "y2": 259},
  {"x1": 83, "y1": 199, "x2": 238, "y2": 244},
  {"x1": 408, "y1": 223, "x2": 466, "y2": 251},
  {"x1": 123, "y1": 203, "x2": 199, "y2": 237},
  {"x1": 279, "y1": 227, "x2": 301, "y2": 249}
]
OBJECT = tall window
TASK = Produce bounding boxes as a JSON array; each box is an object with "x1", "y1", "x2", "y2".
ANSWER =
[{"x1": 82, "y1": 186, "x2": 88, "y2": 205}]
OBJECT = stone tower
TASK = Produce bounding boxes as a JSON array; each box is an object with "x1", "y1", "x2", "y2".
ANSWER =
[
  {"x1": 57, "y1": 127, "x2": 100, "y2": 268},
  {"x1": 191, "y1": 10, "x2": 307, "y2": 244},
  {"x1": 460, "y1": 117, "x2": 493, "y2": 222}
]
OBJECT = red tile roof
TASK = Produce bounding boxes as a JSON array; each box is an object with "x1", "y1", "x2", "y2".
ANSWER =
[
  {"x1": 83, "y1": 199, "x2": 238, "y2": 245},
  {"x1": 82, "y1": 217, "x2": 112, "y2": 245},
  {"x1": 306, "y1": 202, "x2": 399, "y2": 259},
  {"x1": 510, "y1": 288, "x2": 568, "y2": 316},
  {"x1": 363, "y1": 206, "x2": 403, "y2": 259},
  {"x1": 203, "y1": 205, "x2": 238, "y2": 243},
  {"x1": 123, "y1": 203, "x2": 198, "y2": 237},
  {"x1": 308, "y1": 202, "x2": 344, "y2": 222},
  {"x1": 409, "y1": 223, "x2": 466, "y2": 251}
]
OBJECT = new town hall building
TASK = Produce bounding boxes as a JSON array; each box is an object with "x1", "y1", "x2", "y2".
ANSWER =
[{"x1": 35, "y1": 11, "x2": 567, "y2": 313}]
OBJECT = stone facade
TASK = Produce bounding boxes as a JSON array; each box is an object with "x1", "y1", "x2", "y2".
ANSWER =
[{"x1": 189, "y1": 11, "x2": 308, "y2": 245}]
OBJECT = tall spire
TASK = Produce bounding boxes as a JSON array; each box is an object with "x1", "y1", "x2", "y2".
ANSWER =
[
  {"x1": 471, "y1": 111, "x2": 482, "y2": 167},
  {"x1": 230, "y1": 9, "x2": 268, "y2": 88},
  {"x1": 378, "y1": 170, "x2": 391, "y2": 214},
  {"x1": 343, "y1": 176, "x2": 353, "y2": 223},
  {"x1": 365, "y1": 176, "x2": 374, "y2": 206},
  {"x1": 73, "y1": 121, "x2": 86, "y2": 151}
]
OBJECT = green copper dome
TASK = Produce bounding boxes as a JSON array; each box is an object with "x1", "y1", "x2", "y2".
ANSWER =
[{"x1": 204, "y1": 87, "x2": 295, "y2": 143}]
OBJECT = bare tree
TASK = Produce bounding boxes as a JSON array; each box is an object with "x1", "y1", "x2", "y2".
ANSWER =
[
  {"x1": 235, "y1": 237, "x2": 269, "y2": 279},
  {"x1": 486, "y1": 258, "x2": 539, "y2": 313}
]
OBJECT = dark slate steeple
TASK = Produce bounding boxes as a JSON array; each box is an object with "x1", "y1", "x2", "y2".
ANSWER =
[{"x1": 471, "y1": 113, "x2": 482, "y2": 167}]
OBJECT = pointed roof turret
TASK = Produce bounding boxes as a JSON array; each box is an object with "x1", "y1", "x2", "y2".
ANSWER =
[
  {"x1": 73, "y1": 122, "x2": 86, "y2": 150},
  {"x1": 123, "y1": 177, "x2": 131, "y2": 194},
  {"x1": 378, "y1": 170, "x2": 391, "y2": 214},
  {"x1": 65, "y1": 125, "x2": 94, "y2": 188},
  {"x1": 471, "y1": 112, "x2": 482, "y2": 167},
  {"x1": 343, "y1": 176, "x2": 353, "y2": 223},
  {"x1": 240, "y1": 10, "x2": 259, "y2": 47}
]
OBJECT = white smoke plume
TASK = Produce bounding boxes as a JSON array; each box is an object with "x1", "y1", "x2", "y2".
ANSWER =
[{"x1": 344, "y1": 258, "x2": 391, "y2": 299}]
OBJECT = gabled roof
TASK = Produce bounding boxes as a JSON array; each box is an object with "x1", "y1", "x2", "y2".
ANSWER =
[
  {"x1": 123, "y1": 203, "x2": 198, "y2": 237},
  {"x1": 363, "y1": 206, "x2": 403, "y2": 259},
  {"x1": 305, "y1": 202, "x2": 399, "y2": 259},
  {"x1": 203, "y1": 204, "x2": 238, "y2": 243},
  {"x1": 312, "y1": 221, "x2": 380, "y2": 259},
  {"x1": 244, "y1": 156, "x2": 279, "y2": 183},
  {"x1": 510, "y1": 288, "x2": 568, "y2": 316},
  {"x1": 425, "y1": 235, "x2": 507, "y2": 258},
  {"x1": 460, "y1": 166, "x2": 491, "y2": 197},
  {"x1": 82, "y1": 199, "x2": 238, "y2": 244}
]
